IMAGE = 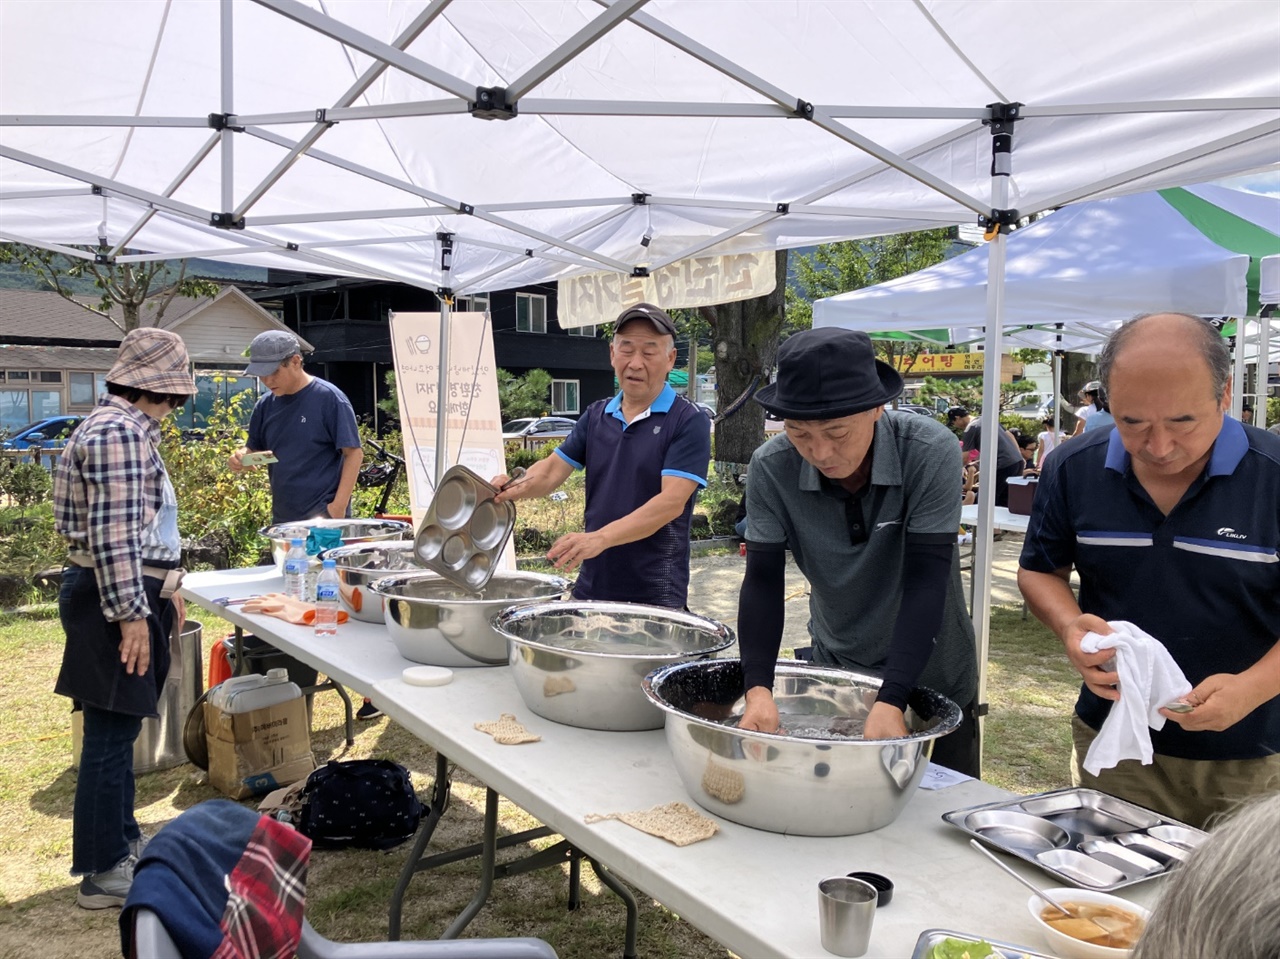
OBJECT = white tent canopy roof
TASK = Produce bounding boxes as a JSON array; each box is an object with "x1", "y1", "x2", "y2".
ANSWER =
[
  {"x1": 1263, "y1": 255, "x2": 1280, "y2": 304},
  {"x1": 1, "y1": 0, "x2": 1278, "y2": 294},
  {"x1": 812, "y1": 184, "x2": 1280, "y2": 352}
]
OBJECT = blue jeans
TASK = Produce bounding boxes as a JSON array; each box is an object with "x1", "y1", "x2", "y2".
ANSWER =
[{"x1": 73, "y1": 704, "x2": 142, "y2": 875}]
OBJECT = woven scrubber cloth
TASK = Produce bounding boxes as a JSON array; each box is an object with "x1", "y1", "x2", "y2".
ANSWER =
[
  {"x1": 700, "y1": 756, "x2": 745, "y2": 804},
  {"x1": 474, "y1": 714, "x2": 541, "y2": 745},
  {"x1": 584, "y1": 802, "x2": 718, "y2": 846}
]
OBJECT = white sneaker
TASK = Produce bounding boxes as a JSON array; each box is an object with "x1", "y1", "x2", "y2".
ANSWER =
[
  {"x1": 76, "y1": 856, "x2": 136, "y2": 910},
  {"x1": 129, "y1": 833, "x2": 150, "y2": 859}
]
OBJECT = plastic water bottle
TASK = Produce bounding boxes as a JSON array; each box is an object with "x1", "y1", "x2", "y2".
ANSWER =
[
  {"x1": 314, "y1": 559, "x2": 340, "y2": 637},
  {"x1": 283, "y1": 538, "x2": 307, "y2": 601}
]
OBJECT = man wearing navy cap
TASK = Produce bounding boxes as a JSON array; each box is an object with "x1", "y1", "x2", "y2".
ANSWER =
[
  {"x1": 737, "y1": 327, "x2": 979, "y2": 776},
  {"x1": 494, "y1": 303, "x2": 711, "y2": 609}
]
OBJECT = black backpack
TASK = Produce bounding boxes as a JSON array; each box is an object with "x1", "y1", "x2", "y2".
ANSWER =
[{"x1": 296, "y1": 759, "x2": 425, "y2": 850}]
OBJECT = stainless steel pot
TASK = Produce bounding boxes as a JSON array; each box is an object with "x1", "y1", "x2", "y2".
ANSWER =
[
  {"x1": 320, "y1": 540, "x2": 419, "y2": 623},
  {"x1": 642, "y1": 660, "x2": 961, "y2": 835},
  {"x1": 370, "y1": 570, "x2": 572, "y2": 667},
  {"x1": 260, "y1": 518, "x2": 412, "y2": 572},
  {"x1": 494, "y1": 601, "x2": 736, "y2": 731}
]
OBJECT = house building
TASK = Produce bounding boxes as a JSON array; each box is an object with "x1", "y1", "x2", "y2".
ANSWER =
[{"x1": 0, "y1": 286, "x2": 307, "y2": 434}]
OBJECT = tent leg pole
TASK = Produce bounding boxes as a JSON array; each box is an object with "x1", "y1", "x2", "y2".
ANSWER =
[
  {"x1": 1232, "y1": 322, "x2": 1246, "y2": 419},
  {"x1": 434, "y1": 295, "x2": 452, "y2": 484}
]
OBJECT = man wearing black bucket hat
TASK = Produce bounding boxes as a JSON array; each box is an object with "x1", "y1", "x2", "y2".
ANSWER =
[{"x1": 737, "y1": 327, "x2": 979, "y2": 776}]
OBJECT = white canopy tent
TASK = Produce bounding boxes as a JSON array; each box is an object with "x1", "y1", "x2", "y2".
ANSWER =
[
  {"x1": 1263, "y1": 255, "x2": 1280, "y2": 304},
  {"x1": 2, "y1": 0, "x2": 1279, "y2": 759},
  {"x1": 813, "y1": 185, "x2": 1279, "y2": 352}
]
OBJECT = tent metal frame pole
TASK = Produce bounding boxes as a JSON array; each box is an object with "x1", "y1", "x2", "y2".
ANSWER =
[
  {"x1": 0, "y1": 232, "x2": 97, "y2": 260},
  {"x1": 0, "y1": 187, "x2": 94, "y2": 201},
  {"x1": 1018, "y1": 96, "x2": 1280, "y2": 117},
  {"x1": 245, "y1": 206, "x2": 456, "y2": 226},
  {"x1": 1232, "y1": 322, "x2": 1247, "y2": 418},
  {"x1": 220, "y1": 0, "x2": 234, "y2": 215},
  {"x1": 232, "y1": 0, "x2": 450, "y2": 220},
  {"x1": 507, "y1": 0, "x2": 650, "y2": 101},
  {"x1": 1035, "y1": 117, "x2": 1280, "y2": 211},
  {"x1": 1052, "y1": 343, "x2": 1063, "y2": 440},
  {"x1": 617, "y1": 3, "x2": 988, "y2": 214},
  {"x1": 235, "y1": 98, "x2": 469, "y2": 126},
  {"x1": 647, "y1": 212, "x2": 781, "y2": 272},
  {"x1": 109, "y1": 133, "x2": 221, "y2": 256},
  {"x1": 0, "y1": 115, "x2": 207, "y2": 127},
  {"x1": 250, "y1": 0, "x2": 474, "y2": 100},
  {"x1": 1261, "y1": 315, "x2": 1273, "y2": 430},
  {"x1": 972, "y1": 104, "x2": 1018, "y2": 770},
  {"x1": 434, "y1": 294, "x2": 452, "y2": 484}
]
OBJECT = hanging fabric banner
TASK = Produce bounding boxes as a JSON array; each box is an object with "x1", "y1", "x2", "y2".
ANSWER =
[
  {"x1": 388, "y1": 312, "x2": 507, "y2": 542},
  {"x1": 557, "y1": 251, "x2": 776, "y2": 328}
]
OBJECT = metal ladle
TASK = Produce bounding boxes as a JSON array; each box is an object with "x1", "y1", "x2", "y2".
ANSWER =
[{"x1": 968, "y1": 839, "x2": 1075, "y2": 918}]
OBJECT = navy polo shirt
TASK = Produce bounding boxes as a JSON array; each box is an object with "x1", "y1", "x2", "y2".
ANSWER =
[
  {"x1": 555, "y1": 385, "x2": 710, "y2": 608},
  {"x1": 1020, "y1": 419, "x2": 1280, "y2": 761}
]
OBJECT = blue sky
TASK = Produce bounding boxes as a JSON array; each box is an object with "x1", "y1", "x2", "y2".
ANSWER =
[{"x1": 1218, "y1": 170, "x2": 1280, "y2": 196}]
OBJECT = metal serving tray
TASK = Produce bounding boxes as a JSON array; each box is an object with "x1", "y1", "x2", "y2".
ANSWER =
[
  {"x1": 912, "y1": 928, "x2": 1054, "y2": 959},
  {"x1": 413, "y1": 465, "x2": 515, "y2": 592},
  {"x1": 942, "y1": 787, "x2": 1208, "y2": 892}
]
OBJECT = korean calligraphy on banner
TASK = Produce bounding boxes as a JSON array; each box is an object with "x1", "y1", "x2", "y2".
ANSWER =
[
  {"x1": 388, "y1": 312, "x2": 509, "y2": 556},
  {"x1": 905, "y1": 352, "x2": 986, "y2": 374},
  {"x1": 557, "y1": 252, "x2": 777, "y2": 328}
]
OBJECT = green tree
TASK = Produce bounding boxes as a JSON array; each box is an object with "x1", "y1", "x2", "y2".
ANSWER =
[
  {"x1": 0, "y1": 242, "x2": 219, "y2": 331},
  {"x1": 786, "y1": 228, "x2": 958, "y2": 374},
  {"x1": 497, "y1": 368, "x2": 554, "y2": 420}
]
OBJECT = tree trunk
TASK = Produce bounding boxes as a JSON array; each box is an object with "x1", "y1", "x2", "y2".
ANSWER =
[{"x1": 702, "y1": 249, "x2": 788, "y2": 477}]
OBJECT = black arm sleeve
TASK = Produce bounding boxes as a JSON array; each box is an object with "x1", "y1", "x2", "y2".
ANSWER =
[
  {"x1": 737, "y1": 543, "x2": 787, "y2": 691},
  {"x1": 876, "y1": 539, "x2": 955, "y2": 710}
]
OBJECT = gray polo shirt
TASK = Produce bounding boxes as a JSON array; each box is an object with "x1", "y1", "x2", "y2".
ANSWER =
[{"x1": 746, "y1": 411, "x2": 977, "y2": 705}]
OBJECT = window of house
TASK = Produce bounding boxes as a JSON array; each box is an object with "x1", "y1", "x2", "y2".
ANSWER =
[
  {"x1": 516, "y1": 293, "x2": 547, "y2": 333},
  {"x1": 457, "y1": 293, "x2": 490, "y2": 314},
  {"x1": 551, "y1": 379, "x2": 580, "y2": 415},
  {"x1": 5, "y1": 371, "x2": 30, "y2": 383},
  {"x1": 31, "y1": 391, "x2": 62, "y2": 420},
  {"x1": 0, "y1": 390, "x2": 30, "y2": 433},
  {"x1": 36, "y1": 371, "x2": 62, "y2": 383},
  {"x1": 70, "y1": 372, "x2": 97, "y2": 406},
  {"x1": 566, "y1": 324, "x2": 596, "y2": 337}
]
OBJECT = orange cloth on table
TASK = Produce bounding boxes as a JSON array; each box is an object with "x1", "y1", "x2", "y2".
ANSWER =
[{"x1": 241, "y1": 592, "x2": 349, "y2": 627}]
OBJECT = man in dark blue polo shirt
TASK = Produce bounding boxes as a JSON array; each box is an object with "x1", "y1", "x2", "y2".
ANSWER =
[
  {"x1": 1019, "y1": 312, "x2": 1280, "y2": 828},
  {"x1": 494, "y1": 303, "x2": 710, "y2": 608}
]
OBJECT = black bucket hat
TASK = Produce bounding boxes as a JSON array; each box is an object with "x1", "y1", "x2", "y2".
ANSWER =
[{"x1": 755, "y1": 328, "x2": 903, "y2": 420}]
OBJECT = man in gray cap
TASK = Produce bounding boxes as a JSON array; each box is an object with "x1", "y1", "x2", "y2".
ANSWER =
[
  {"x1": 737, "y1": 327, "x2": 979, "y2": 776},
  {"x1": 54, "y1": 327, "x2": 195, "y2": 907},
  {"x1": 229, "y1": 330, "x2": 363, "y2": 525}
]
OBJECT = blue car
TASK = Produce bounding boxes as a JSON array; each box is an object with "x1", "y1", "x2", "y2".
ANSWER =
[{"x1": 2, "y1": 415, "x2": 85, "y2": 460}]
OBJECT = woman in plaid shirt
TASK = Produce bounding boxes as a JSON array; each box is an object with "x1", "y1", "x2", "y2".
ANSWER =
[{"x1": 53, "y1": 328, "x2": 196, "y2": 909}]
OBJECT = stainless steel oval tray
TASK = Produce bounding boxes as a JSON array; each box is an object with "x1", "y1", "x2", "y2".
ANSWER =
[
  {"x1": 942, "y1": 786, "x2": 1208, "y2": 892},
  {"x1": 413, "y1": 464, "x2": 515, "y2": 591}
]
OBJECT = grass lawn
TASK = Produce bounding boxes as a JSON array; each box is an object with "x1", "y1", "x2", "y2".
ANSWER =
[{"x1": 0, "y1": 597, "x2": 1078, "y2": 959}]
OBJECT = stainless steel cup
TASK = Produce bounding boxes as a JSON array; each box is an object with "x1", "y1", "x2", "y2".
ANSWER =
[{"x1": 818, "y1": 876, "x2": 877, "y2": 957}]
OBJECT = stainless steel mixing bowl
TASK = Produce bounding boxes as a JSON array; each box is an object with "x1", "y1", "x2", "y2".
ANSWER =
[
  {"x1": 319, "y1": 540, "x2": 420, "y2": 623},
  {"x1": 260, "y1": 518, "x2": 412, "y2": 572},
  {"x1": 642, "y1": 659, "x2": 961, "y2": 835},
  {"x1": 493, "y1": 601, "x2": 737, "y2": 731},
  {"x1": 370, "y1": 570, "x2": 572, "y2": 667}
]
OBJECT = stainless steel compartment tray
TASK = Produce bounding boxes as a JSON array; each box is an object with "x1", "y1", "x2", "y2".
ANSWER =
[
  {"x1": 942, "y1": 786, "x2": 1207, "y2": 892},
  {"x1": 414, "y1": 464, "x2": 515, "y2": 592},
  {"x1": 911, "y1": 929, "x2": 1055, "y2": 959}
]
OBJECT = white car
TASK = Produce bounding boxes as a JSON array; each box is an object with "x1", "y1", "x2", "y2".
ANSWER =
[{"x1": 501, "y1": 416, "x2": 577, "y2": 442}]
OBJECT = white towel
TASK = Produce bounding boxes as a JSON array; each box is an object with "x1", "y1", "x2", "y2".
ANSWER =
[{"x1": 1079, "y1": 621, "x2": 1193, "y2": 776}]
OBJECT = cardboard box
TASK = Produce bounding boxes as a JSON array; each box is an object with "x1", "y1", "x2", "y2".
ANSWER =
[
  {"x1": 204, "y1": 698, "x2": 314, "y2": 800},
  {"x1": 1006, "y1": 476, "x2": 1039, "y2": 516}
]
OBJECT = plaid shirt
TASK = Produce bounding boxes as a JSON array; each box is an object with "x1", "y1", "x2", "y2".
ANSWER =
[{"x1": 53, "y1": 395, "x2": 167, "y2": 621}]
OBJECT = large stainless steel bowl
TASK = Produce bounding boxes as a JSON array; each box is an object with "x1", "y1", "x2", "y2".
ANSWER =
[
  {"x1": 260, "y1": 518, "x2": 412, "y2": 572},
  {"x1": 494, "y1": 601, "x2": 737, "y2": 731},
  {"x1": 370, "y1": 570, "x2": 571, "y2": 667},
  {"x1": 320, "y1": 540, "x2": 420, "y2": 623},
  {"x1": 642, "y1": 660, "x2": 961, "y2": 835}
]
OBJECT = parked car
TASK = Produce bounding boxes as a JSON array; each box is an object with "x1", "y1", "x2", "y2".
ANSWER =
[
  {"x1": 893, "y1": 404, "x2": 939, "y2": 417},
  {"x1": 501, "y1": 416, "x2": 577, "y2": 442},
  {"x1": 1, "y1": 415, "x2": 84, "y2": 451}
]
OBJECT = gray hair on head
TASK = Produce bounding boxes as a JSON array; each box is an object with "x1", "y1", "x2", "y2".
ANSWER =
[
  {"x1": 1132, "y1": 792, "x2": 1280, "y2": 959},
  {"x1": 1098, "y1": 312, "x2": 1230, "y2": 402}
]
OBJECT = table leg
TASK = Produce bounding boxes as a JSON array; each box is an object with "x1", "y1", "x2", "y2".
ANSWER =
[
  {"x1": 588, "y1": 857, "x2": 639, "y2": 959},
  {"x1": 388, "y1": 752, "x2": 452, "y2": 940},
  {"x1": 440, "y1": 787, "x2": 500, "y2": 939}
]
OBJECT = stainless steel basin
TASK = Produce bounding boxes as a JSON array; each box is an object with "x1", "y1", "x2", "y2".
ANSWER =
[
  {"x1": 370, "y1": 570, "x2": 571, "y2": 667},
  {"x1": 260, "y1": 518, "x2": 412, "y2": 572},
  {"x1": 320, "y1": 540, "x2": 419, "y2": 623},
  {"x1": 494, "y1": 601, "x2": 736, "y2": 731},
  {"x1": 642, "y1": 659, "x2": 961, "y2": 835}
]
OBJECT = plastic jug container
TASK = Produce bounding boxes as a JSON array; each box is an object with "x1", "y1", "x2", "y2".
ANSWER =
[{"x1": 208, "y1": 667, "x2": 302, "y2": 714}]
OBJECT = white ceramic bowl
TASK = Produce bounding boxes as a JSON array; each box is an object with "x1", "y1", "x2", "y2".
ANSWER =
[{"x1": 1026, "y1": 888, "x2": 1151, "y2": 959}]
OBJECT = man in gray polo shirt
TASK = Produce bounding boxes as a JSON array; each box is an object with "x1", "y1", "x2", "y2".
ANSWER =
[{"x1": 737, "y1": 328, "x2": 979, "y2": 775}]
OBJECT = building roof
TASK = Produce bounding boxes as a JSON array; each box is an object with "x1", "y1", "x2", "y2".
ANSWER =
[{"x1": 0, "y1": 343, "x2": 119, "y2": 371}]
